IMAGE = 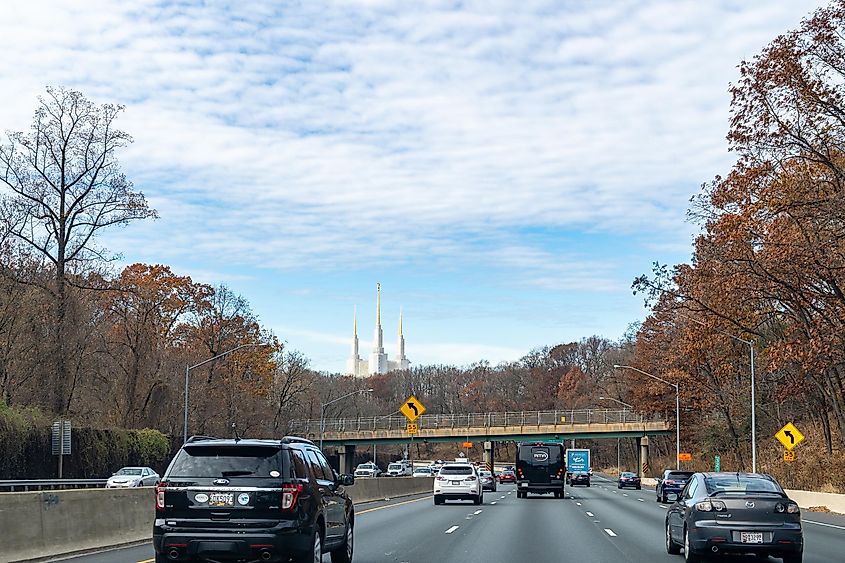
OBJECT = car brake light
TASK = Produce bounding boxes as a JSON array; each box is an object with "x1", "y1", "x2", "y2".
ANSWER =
[
  {"x1": 787, "y1": 503, "x2": 800, "y2": 514},
  {"x1": 155, "y1": 482, "x2": 166, "y2": 511},
  {"x1": 465, "y1": 476, "x2": 477, "y2": 481},
  {"x1": 665, "y1": 480, "x2": 675, "y2": 485},
  {"x1": 282, "y1": 483, "x2": 304, "y2": 511}
]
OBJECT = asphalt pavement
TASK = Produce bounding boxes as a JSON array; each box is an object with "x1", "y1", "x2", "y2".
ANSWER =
[{"x1": 53, "y1": 475, "x2": 845, "y2": 563}]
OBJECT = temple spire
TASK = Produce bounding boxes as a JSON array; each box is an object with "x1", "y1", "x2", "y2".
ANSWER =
[
  {"x1": 353, "y1": 305, "x2": 357, "y2": 336},
  {"x1": 376, "y1": 282, "x2": 381, "y2": 326},
  {"x1": 399, "y1": 307, "x2": 403, "y2": 336}
]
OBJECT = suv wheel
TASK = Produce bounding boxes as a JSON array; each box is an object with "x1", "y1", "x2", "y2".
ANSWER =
[
  {"x1": 331, "y1": 518, "x2": 353, "y2": 563},
  {"x1": 295, "y1": 527, "x2": 322, "y2": 563}
]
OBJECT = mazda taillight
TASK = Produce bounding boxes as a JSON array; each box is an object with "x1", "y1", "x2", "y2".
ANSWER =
[
  {"x1": 282, "y1": 483, "x2": 304, "y2": 511},
  {"x1": 155, "y1": 482, "x2": 166, "y2": 511}
]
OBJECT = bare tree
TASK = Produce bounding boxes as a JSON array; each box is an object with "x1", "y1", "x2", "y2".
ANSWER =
[{"x1": 0, "y1": 87, "x2": 157, "y2": 414}]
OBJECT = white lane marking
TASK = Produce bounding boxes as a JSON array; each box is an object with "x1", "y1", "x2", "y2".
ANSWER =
[
  {"x1": 586, "y1": 511, "x2": 594, "y2": 517},
  {"x1": 473, "y1": 509, "x2": 483, "y2": 515},
  {"x1": 623, "y1": 493, "x2": 628, "y2": 497},
  {"x1": 638, "y1": 498, "x2": 645, "y2": 502},
  {"x1": 507, "y1": 492, "x2": 512, "y2": 495},
  {"x1": 491, "y1": 501, "x2": 497, "y2": 505},
  {"x1": 660, "y1": 505, "x2": 668, "y2": 509},
  {"x1": 445, "y1": 526, "x2": 460, "y2": 534},
  {"x1": 576, "y1": 502, "x2": 582, "y2": 506},
  {"x1": 500, "y1": 496, "x2": 506, "y2": 499},
  {"x1": 604, "y1": 528, "x2": 618, "y2": 537},
  {"x1": 803, "y1": 519, "x2": 845, "y2": 530}
]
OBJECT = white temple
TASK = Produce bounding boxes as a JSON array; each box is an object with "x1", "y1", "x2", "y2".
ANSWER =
[{"x1": 347, "y1": 284, "x2": 410, "y2": 377}]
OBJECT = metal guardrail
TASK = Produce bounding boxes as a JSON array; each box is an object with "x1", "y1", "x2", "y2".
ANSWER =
[
  {"x1": 290, "y1": 408, "x2": 658, "y2": 435},
  {"x1": 0, "y1": 479, "x2": 108, "y2": 492}
]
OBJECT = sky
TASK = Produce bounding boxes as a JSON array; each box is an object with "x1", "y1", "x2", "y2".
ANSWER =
[{"x1": 0, "y1": 0, "x2": 828, "y2": 373}]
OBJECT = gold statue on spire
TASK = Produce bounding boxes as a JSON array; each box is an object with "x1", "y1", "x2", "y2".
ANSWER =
[{"x1": 399, "y1": 307, "x2": 403, "y2": 336}]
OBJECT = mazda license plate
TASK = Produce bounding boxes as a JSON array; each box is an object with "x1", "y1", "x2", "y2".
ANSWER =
[
  {"x1": 209, "y1": 492, "x2": 234, "y2": 507},
  {"x1": 740, "y1": 532, "x2": 764, "y2": 544}
]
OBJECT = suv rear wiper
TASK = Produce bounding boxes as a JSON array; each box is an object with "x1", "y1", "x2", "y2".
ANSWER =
[{"x1": 221, "y1": 470, "x2": 255, "y2": 477}]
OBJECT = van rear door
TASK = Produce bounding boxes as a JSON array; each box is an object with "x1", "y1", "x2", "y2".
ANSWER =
[{"x1": 519, "y1": 445, "x2": 553, "y2": 483}]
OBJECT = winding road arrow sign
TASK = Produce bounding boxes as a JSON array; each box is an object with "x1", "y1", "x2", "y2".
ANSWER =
[
  {"x1": 400, "y1": 395, "x2": 426, "y2": 422},
  {"x1": 775, "y1": 422, "x2": 804, "y2": 451}
]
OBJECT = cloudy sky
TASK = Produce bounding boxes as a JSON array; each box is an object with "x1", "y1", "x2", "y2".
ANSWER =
[{"x1": 0, "y1": 0, "x2": 826, "y2": 372}]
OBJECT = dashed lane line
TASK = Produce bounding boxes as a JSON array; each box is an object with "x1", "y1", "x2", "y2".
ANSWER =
[
  {"x1": 491, "y1": 501, "x2": 497, "y2": 505},
  {"x1": 604, "y1": 528, "x2": 618, "y2": 537},
  {"x1": 803, "y1": 519, "x2": 845, "y2": 530},
  {"x1": 445, "y1": 525, "x2": 460, "y2": 534},
  {"x1": 474, "y1": 509, "x2": 483, "y2": 515},
  {"x1": 586, "y1": 511, "x2": 594, "y2": 517},
  {"x1": 637, "y1": 498, "x2": 645, "y2": 502},
  {"x1": 576, "y1": 502, "x2": 582, "y2": 506},
  {"x1": 358, "y1": 495, "x2": 432, "y2": 514}
]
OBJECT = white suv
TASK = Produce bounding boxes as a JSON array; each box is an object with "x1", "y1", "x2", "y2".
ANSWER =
[
  {"x1": 434, "y1": 463, "x2": 483, "y2": 505},
  {"x1": 354, "y1": 462, "x2": 381, "y2": 478}
]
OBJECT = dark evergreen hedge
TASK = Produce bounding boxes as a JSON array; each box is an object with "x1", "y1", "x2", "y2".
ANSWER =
[{"x1": 0, "y1": 403, "x2": 174, "y2": 479}]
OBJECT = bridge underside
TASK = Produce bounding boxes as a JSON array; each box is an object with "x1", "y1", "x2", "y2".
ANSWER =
[{"x1": 315, "y1": 422, "x2": 672, "y2": 447}]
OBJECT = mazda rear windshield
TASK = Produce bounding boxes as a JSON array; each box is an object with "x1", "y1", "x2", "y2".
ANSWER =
[
  {"x1": 440, "y1": 466, "x2": 473, "y2": 475},
  {"x1": 168, "y1": 445, "x2": 285, "y2": 478},
  {"x1": 705, "y1": 475, "x2": 781, "y2": 495}
]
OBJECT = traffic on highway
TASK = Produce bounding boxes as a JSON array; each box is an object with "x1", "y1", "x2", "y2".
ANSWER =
[{"x1": 58, "y1": 472, "x2": 845, "y2": 563}]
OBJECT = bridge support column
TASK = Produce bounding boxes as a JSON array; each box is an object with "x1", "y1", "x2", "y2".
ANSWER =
[
  {"x1": 483, "y1": 441, "x2": 494, "y2": 472},
  {"x1": 338, "y1": 444, "x2": 356, "y2": 475},
  {"x1": 637, "y1": 437, "x2": 649, "y2": 477}
]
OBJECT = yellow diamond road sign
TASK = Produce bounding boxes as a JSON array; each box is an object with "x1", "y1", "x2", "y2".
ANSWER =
[
  {"x1": 775, "y1": 422, "x2": 804, "y2": 451},
  {"x1": 400, "y1": 395, "x2": 426, "y2": 422}
]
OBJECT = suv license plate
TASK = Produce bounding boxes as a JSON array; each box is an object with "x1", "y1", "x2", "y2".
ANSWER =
[
  {"x1": 450, "y1": 481, "x2": 461, "y2": 485},
  {"x1": 740, "y1": 532, "x2": 764, "y2": 544},
  {"x1": 209, "y1": 493, "x2": 234, "y2": 507},
  {"x1": 521, "y1": 483, "x2": 528, "y2": 487}
]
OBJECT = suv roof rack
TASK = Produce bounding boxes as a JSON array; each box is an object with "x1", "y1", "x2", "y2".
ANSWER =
[
  {"x1": 185, "y1": 435, "x2": 221, "y2": 443},
  {"x1": 281, "y1": 436, "x2": 314, "y2": 445}
]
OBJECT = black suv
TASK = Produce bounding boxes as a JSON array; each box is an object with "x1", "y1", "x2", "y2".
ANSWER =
[{"x1": 154, "y1": 436, "x2": 354, "y2": 563}]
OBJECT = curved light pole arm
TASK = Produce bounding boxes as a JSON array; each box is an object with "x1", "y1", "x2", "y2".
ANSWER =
[
  {"x1": 320, "y1": 388, "x2": 374, "y2": 449},
  {"x1": 183, "y1": 342, "x2": 266, "y2": 443},
  {"x1": 613, "y1": 365, "x2": 680, "y2": 470}
]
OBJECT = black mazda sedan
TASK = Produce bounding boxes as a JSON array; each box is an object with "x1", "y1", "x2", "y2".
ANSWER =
[{"x1": 665, "y1": 472, "x2": 802, "y2": 563}]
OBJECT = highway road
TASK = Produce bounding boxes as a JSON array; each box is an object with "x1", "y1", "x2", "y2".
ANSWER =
[{"x1": 57, "y1": 476, "x2": 845, "y2": 563}]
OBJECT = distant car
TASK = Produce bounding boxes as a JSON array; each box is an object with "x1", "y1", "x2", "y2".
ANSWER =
[
  {"x1": 497, "y1": 469, "x2": 516, "y2": 484},
  {"x1": 665, "y1": 472, "x2": 802, "y2": 563},
  {"x1": 618, "y1": 471, "x2": 641, "y2": 489},
  {"x1": 106, "y1": 466, "x2": 159, "y2": 487},
  {"x1": 656, "y1": 470, "x2": 694, "y2": 503},
  {"x1": 354, "y1": 462, "x2": 381, "y2": 478},
  {"x1": 386, "y1": 461, "x2": 413, "y2": 477},
  {"x1": 569, "y1": 471, "x2": 591, "y2": 487},
  {"x1": 479, "y1": 470, "x2": 497, "y2": 492},
  {"x1": 434, "y1": 463, "x2": 483, "y2": 505},
  {"x1": 412, "y1": 466, "x2": 434, "y2": 478}
]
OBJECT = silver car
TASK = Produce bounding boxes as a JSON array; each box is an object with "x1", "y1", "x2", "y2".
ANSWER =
[{"x1": 106, "y1": 466, "x2": 159, "y2": 487}]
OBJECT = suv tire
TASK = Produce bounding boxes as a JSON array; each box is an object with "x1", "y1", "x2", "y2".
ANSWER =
[
  {"x1": 331, "y1": 518, "x2": 354, "y2": 563},
  {"x1": 434, "y1": 495, "x2": 443, "y2": 505},
  {"x1": 294, "y1": 527, "x2": 322, "y2": 563}
]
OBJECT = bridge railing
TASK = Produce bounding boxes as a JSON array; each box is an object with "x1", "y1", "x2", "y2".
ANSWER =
[
  {"x1": 0, "y1": 479, "x2": 108, "y2": 492},
  {"x1": 289, "y1": 408, "x2": 651, "y2": 435}
]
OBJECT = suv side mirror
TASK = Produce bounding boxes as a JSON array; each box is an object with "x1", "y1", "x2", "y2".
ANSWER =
[
  {"x1": 338, "y1": 473, "x2": 355, "y2": 486},
  {"x1": 666, "y1": 492, "x2": 679, "y2": 503}
]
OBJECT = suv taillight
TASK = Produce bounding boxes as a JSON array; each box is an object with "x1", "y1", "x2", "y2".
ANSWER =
[
  {"x1": 282, "y1": 483, "x2": 304, "y2": 511},
  {"x1": 465, "y1": 475, "x2": 477, "y2": 481},
  {"x1": 155, "y1": 482, "x2": 167, "y2": 511}
]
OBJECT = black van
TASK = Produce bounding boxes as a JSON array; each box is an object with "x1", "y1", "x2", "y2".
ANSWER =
[
  {"x1": 153, "y1": 436, "x2": 354, "y2": 563},
  {"x1": 515, "y1": 442, "x2": 566, "y2": 498}
]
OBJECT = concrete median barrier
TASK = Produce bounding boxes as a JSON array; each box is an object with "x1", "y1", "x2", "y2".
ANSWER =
[{"x1": 0, "y1": 477, "x2": 433, "y2": 562}]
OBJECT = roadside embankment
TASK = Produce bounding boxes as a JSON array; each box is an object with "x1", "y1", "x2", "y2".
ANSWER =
[{"x1": 0, "y1": 477, "x2": 433, "y2": 563}]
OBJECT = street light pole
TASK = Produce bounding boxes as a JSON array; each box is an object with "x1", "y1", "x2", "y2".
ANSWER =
[
  {"x1": 680, "y1": 314, "x2": 757, "y2": 473},
  {"x1": 598, "y1": 396, "x2": 633, "y2": 474},
  {"x1": 184, "y1": 343, "x2": 262, "y2": 443},
  {"x1": 320, "y1": 388, "x2": 374, "y2": 450},
  {"x1": 613, "y1": 365, "x2": 680, "y2": 470}
]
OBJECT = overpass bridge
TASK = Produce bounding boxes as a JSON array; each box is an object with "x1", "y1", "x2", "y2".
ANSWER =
[{"x1": 288, "y1": 408, "x2": 672, "y2": 475}]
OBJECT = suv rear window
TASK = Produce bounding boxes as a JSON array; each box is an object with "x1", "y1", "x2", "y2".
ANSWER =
[
  {"x1": 666, "y1": 472, "x2": 693, "y2": 480},
  {"x1": 440, "y1": 466, "x2": 473, "y2": 475},
  {"x1": 168, "y1": 445, "x2": 284, "y2": 478}
]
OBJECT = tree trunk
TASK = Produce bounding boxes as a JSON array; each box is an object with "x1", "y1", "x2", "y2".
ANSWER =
[{"x1": 53, "y1": 270, "x2": 68, "y2": 415}]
